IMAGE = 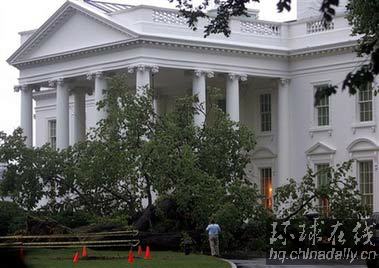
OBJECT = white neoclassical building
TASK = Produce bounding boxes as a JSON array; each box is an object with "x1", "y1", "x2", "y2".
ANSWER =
[{"x1": 7, "y1": 0, "x2": 379, "y2": 211}]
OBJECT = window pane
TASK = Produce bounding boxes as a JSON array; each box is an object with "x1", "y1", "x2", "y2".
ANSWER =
[
  {"x1": 316, "y1": 164, "x2": 329, "y2": 187},
  {"x1": 260, "y1": 168, "x2": 272, "y2": 209},
  {"x1": 315, "y1": 86, "x2": 330, "y2": 126},
  {"x1": 316, "y1": 163, "x2": 330, "y2": 217},
  {"x1": 48, "y1": 120, "x2": 57, "y2": 150},
  {"x1": 260, "y1": 94, "x2": 271, "y2": 132},
  {"x1": 359, "y1": 161, "x2": 373, "y2": 211},
  {"x1": 358, "y1": 85, "x2": 373, "y2": 122}
]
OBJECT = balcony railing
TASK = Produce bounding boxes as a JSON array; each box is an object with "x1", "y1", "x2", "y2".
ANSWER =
[
  {"x1": 152, "y1": 10, "x2": 187, "y2": 26},
  {"x1": 240, "y1": 21, "x2": 281, "y2": 37},
  {"x1": 306, "y1": 20, "x2": 334, "y2": 34}
]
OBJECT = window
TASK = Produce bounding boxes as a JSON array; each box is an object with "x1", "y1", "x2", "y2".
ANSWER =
[
  {"x1": 359, "y1": 161, "x2": 373, "y2": 211},
  {"x1": 316, "y1": 163, "x2": 330, "y2": 217},
  {"x1": 260, "y1": 94, "x2": 271, "y2": 132},
  {"x1": 358, "y1": 85, "x2": 373, "y2": 122},
  {"x1": 48, "y1": 120, "x2": 57, "y2": 149},
  {"x1": 260, "y1": 168, "x2": 273, "y2": 209},
  {"x1": 315, "y1": 86, "x2": 330, "y2": 126}
]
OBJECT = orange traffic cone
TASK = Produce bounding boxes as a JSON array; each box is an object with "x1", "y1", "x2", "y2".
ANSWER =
[
  {"x1": 128, "y1": 249, "x2": 134, "y2": 264},
  {"x1": 82, "y1": 246, "x2": 87, "y2": 257},
  {"x1": 144, "y1": 246, "x2": 152, "y2": 260},
  {"x1": 73, "y1": 251, "x2": 80, "y2": 264},
  {"x1": 137, "y1": 245, "x2": 143, "y2": 257}
]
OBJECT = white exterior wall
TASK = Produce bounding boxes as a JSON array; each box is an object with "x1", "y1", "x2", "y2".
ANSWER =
[{"x1": 8, "y1": 0, "x2": 378, "y2": 210}]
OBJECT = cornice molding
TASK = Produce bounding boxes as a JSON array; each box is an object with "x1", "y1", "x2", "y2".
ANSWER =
[{"x1": 10, "y1": 37, "x2": 357, "y2": 70}]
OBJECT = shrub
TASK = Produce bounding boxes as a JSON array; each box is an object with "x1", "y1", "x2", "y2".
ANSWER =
[
  {"x1": 49, "y1": 210, "x2": 94, "y2": 229},
  {"x1": 0, "y1": 201, "x2": 26, "y2": 235}
]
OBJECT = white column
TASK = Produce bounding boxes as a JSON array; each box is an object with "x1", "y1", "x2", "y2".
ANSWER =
[
  {"x1": 16, "y1": 85, "x2": 33, "y2": 147},
  {"x1": 128, "y1": 64, "x2": 159, "y2": 96},
  {"x1": 226, "y1": 73, "x2": 247, "y2": 122},
  {"x1": 192, "y1": 70, "x2": 214, "y2": 126},
  {"x1": 277, "y1": 78, "x2": 291, "y2": 185},
  {"x1": 88, "y1": 71, "x2": 108, "y2": 123},
  {"x1": 73, "y1": 89, "x2": 86, "y2": 143},
  {"x1": 53, "y1": 79, "x2": 69, "y2": 150},
  {"x1": 136, "y1": 65, "x2": 150, "y2": 96}
]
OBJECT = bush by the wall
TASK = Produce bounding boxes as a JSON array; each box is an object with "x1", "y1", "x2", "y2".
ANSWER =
[{"x1": 0, "y1": 201, "x2": 26, "y2": 235}]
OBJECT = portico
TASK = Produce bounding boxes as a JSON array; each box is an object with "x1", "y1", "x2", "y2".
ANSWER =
[
  {"x1": 14, "y1": 64, "x2": 290, "y2": 194},
  {"x1": 8, "y1": 0, "x2": 376, "y2": 210},
  {"x1": 14, "y1": 0, "x2": 361, "y2": 206}
]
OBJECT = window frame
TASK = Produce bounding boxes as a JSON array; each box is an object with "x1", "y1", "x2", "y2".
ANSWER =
[
  {"x1": 357, "y1": 83, "x2": 374, "y2": 123},
  {"x1": 260, "y1": 167, "x2": 273, "y2": 209},
  {"x1": 314, "y1": 84, "x2": 331, "y2": 127},
  {"x1": 315, "y1": 163, "x2": 331, "y2": 217},
  {"x1": 47, "y1": 119, "x2": 57, "y2": 150},
  {"x1": 358, "y1": 160, "x2": 374, "y2": 212},
  {"x1": 259, "y1": 93, "x2": 272, "y2": 133}
]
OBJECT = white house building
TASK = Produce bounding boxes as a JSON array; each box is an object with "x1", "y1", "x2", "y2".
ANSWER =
[{"x1": 7, "y1": 0, "x2": 379, "y2": 212}]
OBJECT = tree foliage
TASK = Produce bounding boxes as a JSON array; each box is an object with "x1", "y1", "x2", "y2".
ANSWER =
[
  {"x1": 275, "y1": 160, "x2": 369, "y2": 220},
  {"x1": 0, "y1": 75, "x2": 259, "y2": 232}
]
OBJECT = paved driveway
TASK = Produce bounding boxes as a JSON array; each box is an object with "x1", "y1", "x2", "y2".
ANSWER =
[{"x1": 230, "y1": 259, "x2": 366, "y2": 268}]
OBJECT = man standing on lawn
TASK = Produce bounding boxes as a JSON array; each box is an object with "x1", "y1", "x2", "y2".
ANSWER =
[{"x1": 206, "y1": 219, "x2": 221, "y2": 257}]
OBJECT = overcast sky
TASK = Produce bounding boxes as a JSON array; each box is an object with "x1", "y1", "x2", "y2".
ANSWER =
[{"x1": 0, "y1": 0, "x2": 296, "y2": 135}]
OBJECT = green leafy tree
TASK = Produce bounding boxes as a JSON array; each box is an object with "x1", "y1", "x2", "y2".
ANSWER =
[
  {"x1": 0, "y1": 129, "x2": 57, "y2": 210},
  {"x1": 0, "y1": 75, "x2": 260, "y2": 231},
  {"x1": 274, "y1": 160, "x2": 368, "y2": 221}
]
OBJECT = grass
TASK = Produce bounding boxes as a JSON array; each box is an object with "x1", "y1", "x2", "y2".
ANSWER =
[{"x1": 25, "y1": 248, "x2": 230, "y2": 268}]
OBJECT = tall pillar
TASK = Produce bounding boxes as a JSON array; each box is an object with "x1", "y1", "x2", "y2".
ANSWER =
[
  {"x1": 226, "y1": 73, "x2": 247, "y2": 122},
  {"x1": 51, "y1": 78, "x2": 69, "y2": 150},
  {"x1": 193, "y1": 70, "x2": 214, "y2": 126},
  {"x1": 128, "y1": 64, "x2": 159, "y2": 96},
  {"x1": 73, "y1": 89, "x2": 86, "y2": 143},
  {"x1": 136, "y1": 65, "x2": 150, "y2": 96},
  {"x1": 15, "y1": 85, "x2": 33, "y2": 147},
  {"x1": 87, "y1": 71, "x2": 108, "y2": 124},
  {"x1": 277, "y1": 78, "x2": 291, "y2": 185}
]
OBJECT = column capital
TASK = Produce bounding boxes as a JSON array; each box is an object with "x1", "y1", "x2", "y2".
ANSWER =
[
  {"x1": 48, "y1": 78, "x2": 64, "y2": 87},
  {"x1": 279, "y1": 78, "x2": 291, "y2": 86},
  {"x1": 228, "y1": 73, "x2": 247, "y2": 81},
  {"x1": 128, "y1": 64, "x2": 159, "y2": 74},
  {"x1": 15, "y1": 85, "x2": 40, "y2": 93},
  {"x1": 151, "y1": 65, "x2": 160, "y2": 74},
  {"x1": 86, "y1": 71, "x2": 105, "y2": 80},
  {"x1": 194, "y1": 69, "x2": 214, "y2": 78},
  {"x1": 14, "y1": 84, "x2": 28, "y2": 92}
]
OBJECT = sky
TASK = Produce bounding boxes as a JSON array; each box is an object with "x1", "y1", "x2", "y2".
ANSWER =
[{"x1": 0, "y1": 0, "x2": 296, "y2": 135}]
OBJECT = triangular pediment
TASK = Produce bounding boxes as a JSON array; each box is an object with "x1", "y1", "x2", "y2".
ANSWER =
[
  {"x1": 252, "y1": 147, "x2": 277, "y2": 159},
  {"x1": 306, "y1": 142, "x2": 336, "y2": 156},
  {"x1": 8, "y1": 1, "x2": 137, "y2": 64}
]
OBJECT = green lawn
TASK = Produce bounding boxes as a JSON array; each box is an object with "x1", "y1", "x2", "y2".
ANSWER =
[{"x1": 25, "y1": 248, "x2": 230, "y2": 268}]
